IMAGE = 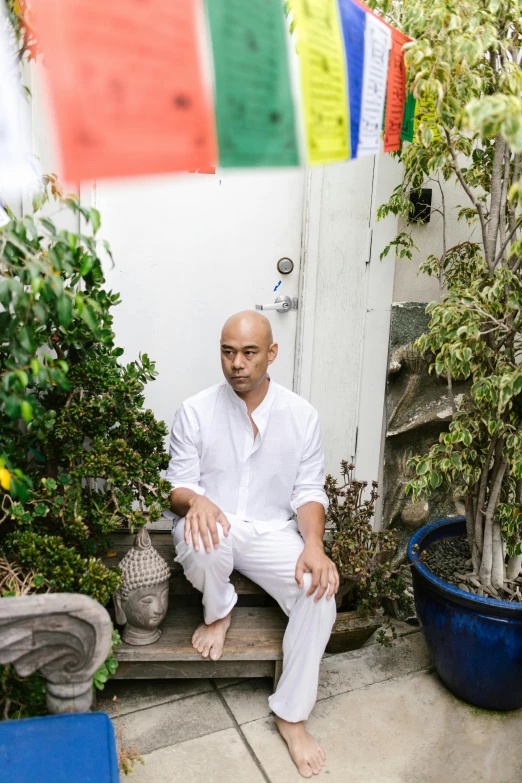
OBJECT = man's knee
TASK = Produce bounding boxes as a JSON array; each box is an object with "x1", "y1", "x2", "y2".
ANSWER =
[{"x1": 301, "y1": 573, "x2": 337, "y2": 610}]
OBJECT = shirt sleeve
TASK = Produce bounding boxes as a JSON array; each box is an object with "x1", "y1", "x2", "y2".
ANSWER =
[
  {"x1": 165, "y1": 404, "x2": 206, "y2": 496},
  {"x1": 290, "y1": 409, "x2": 329, "y2": 514}
]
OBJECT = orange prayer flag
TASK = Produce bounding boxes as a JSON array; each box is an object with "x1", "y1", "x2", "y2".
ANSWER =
[
  {"x1": 383, "y1": 28, "x2": 411, "y2": 152},
  {"x1": 31, "y1": 0, "x2": 217, "y2": 182}
]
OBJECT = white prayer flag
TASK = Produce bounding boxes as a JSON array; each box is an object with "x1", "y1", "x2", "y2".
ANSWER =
[
  {"x1": 0, "y1": 9, "x2": 38, "y2": 203},
  {"x1": 357, "y1": 13, "x2": 391, "y2": 157}
]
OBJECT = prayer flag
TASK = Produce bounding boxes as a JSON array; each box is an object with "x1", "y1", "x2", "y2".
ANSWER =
[
  {"x1": 292, "y1": 0, "x2": 350, "y2": 164},
  {"x1": 206, "y1": 0, "x2": 298, "y2": 167},
  {"x1": 31, "y1": 0, "x2": 217, "y2": 182},
  {"x1": 337, "y1": 0, "x2": 366, "y2": 159},
  {"x1": 383, "y1": 27, "x2": 410, "y2": 152},
  {"x1": 357, "y1": 13, "x2": 391, "y2": 157},
  {"x1": 414, "y1": 91, "x2": 441, "y2": 142},
  {"x1": 401, "y1": 92, "x2": 416, "y2": 142}
]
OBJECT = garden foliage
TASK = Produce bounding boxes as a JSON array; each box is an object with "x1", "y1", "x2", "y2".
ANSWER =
[
  {"x1": 372, "y1": 0, "x2": 522, "y2": 594},
  {"x1": 0, "y1": 196, "x2": 171, "y2": 718}
]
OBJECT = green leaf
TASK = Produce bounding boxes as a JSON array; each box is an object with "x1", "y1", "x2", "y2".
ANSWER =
[
  {"x1": 18, "y1": 327, "x2": 35, "y2": 354},
  {"x1": 57, "y1": 295, "x2": 73, "y2": 327},
  {"x1": 430, "y1": 471, "x2": 442, "y2": 489},
  {"x1": 5, "y1": 396, "x2": 21, "y2": 419},
  {"x1": 416, "y1": 460, "x2": 429, "y2": 476},
  {"x1": 79, "y1": 255, "x2": 95, "y2": 277},
  {"x1": 20, "y1": 400, "x2": 33, "y2": 423},
  {"x1": 80, "y1": 305, "x2": 99, "y2": 335}
]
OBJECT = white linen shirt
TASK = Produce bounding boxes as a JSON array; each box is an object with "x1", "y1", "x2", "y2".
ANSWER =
[{"x1": 165, "y1": 380, "x2": 328, "y2": 533}]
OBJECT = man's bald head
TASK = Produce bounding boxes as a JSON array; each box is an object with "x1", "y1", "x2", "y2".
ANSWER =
[
  {"x1": 221, "y1": 310, "x2": 273, "y2": 348},
  {"x1": 220, "y1": 310, "x2": 278, "y2": 395}
]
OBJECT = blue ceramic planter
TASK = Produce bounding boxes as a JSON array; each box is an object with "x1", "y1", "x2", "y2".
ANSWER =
[{"x1": 408, "y1": 516, "x2": 522, "y2": 711}]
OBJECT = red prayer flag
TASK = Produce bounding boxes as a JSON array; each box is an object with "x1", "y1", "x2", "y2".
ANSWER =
[
  {"x1": 31, "y1": 0, "x2": 217, "y2": 182},
  {"x1": 383, "y1": 27, "x2": 411, "y2": 152}
]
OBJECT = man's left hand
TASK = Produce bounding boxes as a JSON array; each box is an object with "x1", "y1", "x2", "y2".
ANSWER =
[{"x1": 295, "y1": 542, "x2": 340, "y2": 602}]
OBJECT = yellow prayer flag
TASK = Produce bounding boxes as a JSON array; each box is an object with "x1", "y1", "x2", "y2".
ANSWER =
[
  {"x1": 414, "y1": 92, "x2": 441, "y2": 142},
  {"x1": 292, "y1": 0, "x2": 350, "y2": 164}
]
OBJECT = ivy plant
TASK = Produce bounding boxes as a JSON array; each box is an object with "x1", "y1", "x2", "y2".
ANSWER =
[{"x1": 371, "y1": 0, "x2": 522, "y2": 596}]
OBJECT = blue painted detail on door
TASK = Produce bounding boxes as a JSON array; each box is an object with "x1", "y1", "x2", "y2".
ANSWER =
[{"x1": 408, "y1": 516, "x2": 522, "y2": 711}]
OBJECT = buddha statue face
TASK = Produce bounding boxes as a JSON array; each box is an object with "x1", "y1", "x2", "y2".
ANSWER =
[{"x1": 113, "y1": 529, "x2": 171, "y2": 646}]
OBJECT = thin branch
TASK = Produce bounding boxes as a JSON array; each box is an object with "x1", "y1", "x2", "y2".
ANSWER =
[
  {"x1": 494, "y1": 217, "x2": 522, "y2": 268},
  {"x1": 445, "y1": 130, "x2": 488, "y2": 253}
]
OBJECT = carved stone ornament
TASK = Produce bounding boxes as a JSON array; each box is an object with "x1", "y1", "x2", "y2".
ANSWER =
[
  {"x1": 113, "y1": 527, "x2": 170, "y2": 646},
  {"x1": 0, "y1": 593, "x2": 112, "y2": 713}
]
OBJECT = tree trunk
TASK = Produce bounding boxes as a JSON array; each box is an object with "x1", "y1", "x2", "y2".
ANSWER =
[
  {"x1": 486, "y1": 135, "x2": 505, "y2": 271},
  {"x1": 506, "y1": 553, "x2": 522, "y2": 581},
  {"x1": 479, "y1": 459, "x2": 507, "y2": 586},
  {"x1": 491, "y1": 521, "x2": 505, "y2": 590},
  {"x1": 475, "y1": 437, "x2": 497, "y2": 557}
]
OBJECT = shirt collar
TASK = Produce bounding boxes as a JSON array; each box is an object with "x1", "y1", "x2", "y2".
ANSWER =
[{"x1": 225, "y1": 376, "x2": 276, "y2": 438}]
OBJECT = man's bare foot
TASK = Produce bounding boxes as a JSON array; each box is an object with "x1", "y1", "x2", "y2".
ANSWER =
[
  {"x1": 275, "y1": 717, "x2": 326, "y2": 778},
  {"x1": 191, "y1": 611, "x2": 232, "y2": 661}
]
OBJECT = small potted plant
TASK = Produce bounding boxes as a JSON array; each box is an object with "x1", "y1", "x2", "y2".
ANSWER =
[
  {"x1": 324, "y1": 462, "x2": 406, "y2": 652},
  {"x1": 371, "y1": 0, "x2": 522, "y2": 710}
]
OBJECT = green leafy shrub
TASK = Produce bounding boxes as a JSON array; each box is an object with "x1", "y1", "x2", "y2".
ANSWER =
[{"x1": 0, "y1": 199, "x2": 171, "y2": 717}]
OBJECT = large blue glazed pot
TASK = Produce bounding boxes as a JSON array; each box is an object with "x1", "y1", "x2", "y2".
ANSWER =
[{"x1": 408, "y1": 515, "x2": 522, "y2": 711}]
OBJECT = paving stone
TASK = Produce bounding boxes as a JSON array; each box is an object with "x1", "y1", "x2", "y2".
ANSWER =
[
  {"x1": 96, "y1": 678, "x2": 214, "y2": 717},
  {"x1": 242, "y1": 669, "x2": 522, "y2": 783},
  {"x1": 212, "y1": 678, "x2": 245, "y2": 689},
  {"x1": 221, "y1": 632, "x2": 429, "y2": 725},
  {"x1": 129, "y1": 727, "x2": 267, "y2": 783},
  {"x1": 317, "y1": 630, "x2": 430, "y2": 701},
  {"x1": 115, "y1": 691, "x2": 234, "y2": 755},
  {"x1": 220, "y1": 678, "x2": 273, "y2": 724}
]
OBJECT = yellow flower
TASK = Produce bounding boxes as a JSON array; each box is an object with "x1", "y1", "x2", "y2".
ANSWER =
[{"x1": 0, "y1": 468, "x2": 11, "y2": 491}]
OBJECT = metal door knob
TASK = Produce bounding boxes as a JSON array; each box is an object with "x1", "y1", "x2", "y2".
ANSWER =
[{"x1": 255, "y1": 295, "x2": 297, "y2": 313}]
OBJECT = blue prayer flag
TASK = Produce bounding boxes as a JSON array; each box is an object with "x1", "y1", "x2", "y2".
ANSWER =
[{"x1": 337, "y1": 0, "x2": 366, "y2": 158}]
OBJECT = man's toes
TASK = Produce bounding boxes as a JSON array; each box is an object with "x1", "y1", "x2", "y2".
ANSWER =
[
  {"x1": 298, "y1": 763, "x2": 313, "y2": 779},
  {"x1": 209, "y1": 645, "x2": 223, "y2": 661},
  {"x1": 201, "y1": 644, "x2": 211, "y2": 658},
  {"x1": 318, "y1": 748, "x2": 326, "y2": 762}
]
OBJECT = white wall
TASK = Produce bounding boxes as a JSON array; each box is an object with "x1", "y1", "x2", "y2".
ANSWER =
[{"x1": 392, "y1": 175, "x2": 474, "y2": 303}]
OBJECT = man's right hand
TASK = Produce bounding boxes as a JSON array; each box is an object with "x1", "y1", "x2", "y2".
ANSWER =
[{"x1": 184, "y1": 495, "x2": 230, "y2": 553}]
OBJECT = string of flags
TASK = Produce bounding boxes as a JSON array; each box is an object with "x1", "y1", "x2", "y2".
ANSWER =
[{"x1": 23, "y1": 0, "x2": 436, "y2": 184}]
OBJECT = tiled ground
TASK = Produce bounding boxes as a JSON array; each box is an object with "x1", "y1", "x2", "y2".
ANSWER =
[{"x1": 97, "y1": 628, "x2": 522, "y2": 783}]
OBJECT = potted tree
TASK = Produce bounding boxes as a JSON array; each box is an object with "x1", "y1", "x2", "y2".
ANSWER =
[{"x1": 372, "y1": 0, "x2": 522, "y2": 708}]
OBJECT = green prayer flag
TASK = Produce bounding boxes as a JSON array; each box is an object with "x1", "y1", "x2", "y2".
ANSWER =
[
  {"x1": 206, "y1": 0, "x2": 299, "y2": 167},
  {"x1": 401, "y1": 92, "x2": 416, "y2": 142}
]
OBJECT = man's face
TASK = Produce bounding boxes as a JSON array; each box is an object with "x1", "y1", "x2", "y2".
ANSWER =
[{"x1": 220, "y1": 318, "x2": 278, "y2": 394}]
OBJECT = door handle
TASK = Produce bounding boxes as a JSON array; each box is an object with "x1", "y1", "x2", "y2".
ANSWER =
[{"x1": 255, "y1": 295, "x2": 297, "y2": 312}]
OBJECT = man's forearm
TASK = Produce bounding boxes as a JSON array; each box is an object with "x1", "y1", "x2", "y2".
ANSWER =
[
  {"x1": 170, "y1": 487, "x2": 198, "y2": 517},
  {"x1": 296, "y1": 501, "x2": 326, "y2": 548}
]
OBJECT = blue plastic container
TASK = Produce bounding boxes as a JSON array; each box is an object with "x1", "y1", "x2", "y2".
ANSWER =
[
  {"x1": 408, "y1": 515, "x2": 522, "y2": 711},
  {"x1": 0, "y1": 712, "x2": 119, "y2": 783}
]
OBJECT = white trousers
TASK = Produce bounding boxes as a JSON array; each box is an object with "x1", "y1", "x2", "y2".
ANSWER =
[{"x1": 173, "y1": 514, "x2": 336, "y2": 723}]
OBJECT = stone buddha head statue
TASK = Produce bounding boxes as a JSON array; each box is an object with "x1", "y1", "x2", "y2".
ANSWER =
[{"x1": 113, "y1": 528, "x2": 170, "y2": 646}]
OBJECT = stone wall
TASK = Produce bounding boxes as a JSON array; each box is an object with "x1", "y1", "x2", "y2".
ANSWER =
[{"x1": 381, "y1": 303, "x2": 468, "y2": 559}]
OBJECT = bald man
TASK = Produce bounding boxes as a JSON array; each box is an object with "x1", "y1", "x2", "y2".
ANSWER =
[{"x1": 167, "y1": 311, "x2": 338, "y2": 778}]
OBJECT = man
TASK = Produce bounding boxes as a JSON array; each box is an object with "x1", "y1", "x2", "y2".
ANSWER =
[{"x1": 166, "y1": 310, "x2": 339, "y2": 779}]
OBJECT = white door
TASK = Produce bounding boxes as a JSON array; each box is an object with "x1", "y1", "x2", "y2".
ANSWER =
[{"x1": 93, "y1": 169, "x2": 305, "y2": 431}]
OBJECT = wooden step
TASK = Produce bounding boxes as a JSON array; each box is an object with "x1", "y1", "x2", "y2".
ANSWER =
[
  {"x1": 103, "y1": 531, "x2": 264, "y2": 596},
  {"x1": 113, "y1": 606, "x2": 286, "y2": 683}
]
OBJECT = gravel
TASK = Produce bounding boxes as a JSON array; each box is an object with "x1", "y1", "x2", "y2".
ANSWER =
[
  {"x1": 422, "y1": 536, "x2": 471, "y2": 587},
  {"x1": 421, "y1": 536, "x2": 522, "y2": 602}
]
